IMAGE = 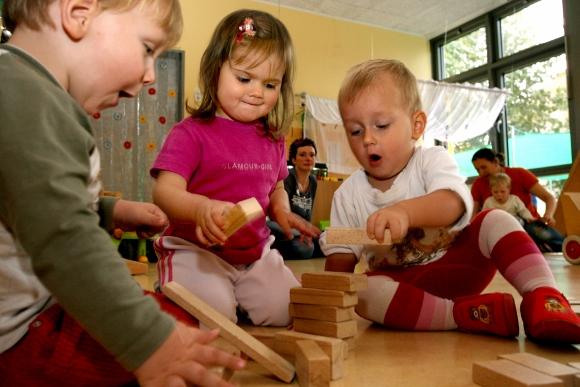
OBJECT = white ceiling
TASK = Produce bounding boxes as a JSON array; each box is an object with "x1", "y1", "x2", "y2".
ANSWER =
[{"x1": 257, "y1": 0, "x2": 512, "y2": 38}]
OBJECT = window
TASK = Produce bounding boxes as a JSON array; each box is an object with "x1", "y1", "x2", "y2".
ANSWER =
[
  {"x1": 503, "y1": 54, "x2": 571, "y2": 169},
  {"x1": 500, "y1": 0, "x2": 564, "y2": 57},
  {"x1": 442, "y1": 27, "x2": 488, "y2": 78},
  {"x1": 430, "y1": 0, "x2": 571, "y2": 185}
]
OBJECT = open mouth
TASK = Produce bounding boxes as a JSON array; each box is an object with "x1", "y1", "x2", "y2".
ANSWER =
[{"x1": 369, "y1": 154, "x2": 382, "y2": 162}]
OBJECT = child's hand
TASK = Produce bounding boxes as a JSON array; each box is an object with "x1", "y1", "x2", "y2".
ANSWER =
[
  {"x1": 134, "y1": 322, "x2": 246, "y2": 387},
  {"x1": 193, "y1": 199, "x2": 234, "y2": 246},
  {"x1": 113, "y1": 199, "x2": 169, "y2": 238},
  {"x1": 367, "y1": 205, "x2": 411, "y2": 242}
]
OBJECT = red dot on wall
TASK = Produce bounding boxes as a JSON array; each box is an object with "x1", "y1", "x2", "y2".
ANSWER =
[
  {"x1": 159, "y1": 116, "x2": 167, "y2": 124},
  {"x1": 148, "y1": 88, "x2": 156, "y2": 95},
  {"x1": 123, "y1": 141, "x2": 132, "y2": 149},
  {"x1": 92, "y1": 112, "x2": 101, "y2": 119}
]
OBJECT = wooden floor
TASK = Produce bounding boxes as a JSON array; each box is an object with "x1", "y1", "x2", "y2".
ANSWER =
[{"x1": 135, "y1": 254, "x2": 580, "y2": 386}]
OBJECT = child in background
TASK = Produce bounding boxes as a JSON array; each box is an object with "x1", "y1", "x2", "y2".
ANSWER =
[
  {"x1": 0, "y1": 1, "x2": 245, "y2": 386},
  {"x1": 483, "y1": 173, "x2": 535, "y2": 225},
  {"x1": 322, "y1": 59, "x2": 580, "y2": 343},
  {"x1": 151, "y1": 9, "x2": 319, "y2": 326}
]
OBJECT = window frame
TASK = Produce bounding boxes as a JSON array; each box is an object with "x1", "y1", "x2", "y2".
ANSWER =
[{"x1": 430, "y1": 0, "x2": 575, "y2": 179}]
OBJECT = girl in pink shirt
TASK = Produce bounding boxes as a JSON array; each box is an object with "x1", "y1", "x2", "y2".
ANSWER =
[{"x1": 151, "y1": 9, "x2": 318, "y2": 326}]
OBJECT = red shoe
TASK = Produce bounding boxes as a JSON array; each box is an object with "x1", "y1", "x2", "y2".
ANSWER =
[
  {"x1": 453, "y1": 293, "x2": 519, "y2": 337},
  {"x1": 520, "y1": 287, "x2": 580, "y2": 343}
]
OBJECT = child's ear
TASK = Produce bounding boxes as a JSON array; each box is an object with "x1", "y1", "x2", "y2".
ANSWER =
[
  {"x1": 411, "y1": 111, "x2": 427, "y2": 140},
  {"x1": 60, "y1": 0, "x2": 98, "y2": 41}
]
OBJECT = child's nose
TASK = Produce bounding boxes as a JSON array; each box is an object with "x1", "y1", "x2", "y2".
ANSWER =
[
  {"x1": 248, "y1": 83, "x2": 264, "y2": 98},
  {"x1": 362, "y1": 129, "x2": 376, "y2": 145},
  {"x1": 143, "y1": 63, "x2": 156, "y2": 85}
]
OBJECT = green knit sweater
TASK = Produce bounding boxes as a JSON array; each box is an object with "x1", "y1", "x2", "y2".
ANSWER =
[{"x1": 0, "y1": 44, "x2": 174, "y2": 371}]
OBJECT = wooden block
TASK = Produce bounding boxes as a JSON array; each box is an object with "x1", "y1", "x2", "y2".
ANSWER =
[
  {"x1": 325, "y1": 227, "x2": 392, "y2": 245},
  {"x1": 274, "y1": 331, "x2": 344, "y2": 380},
  {"x1": 290, "y1": 303, "x2": 356, "y2": 322},
  {"x1": 224, "y1": 197, "x2": 263, "y2": 237},
  {"x1": 568, "y1": 362, "x2": 580, "y2": 370},
  {"x1": 162, "y1": 282, "x2": 295, "y2": 383},
  {"x1": 295, "y1": 340, "x2": 330, "y2": 387},
  {"x1": 124, "y1": 258, "x2": 148, "y2": 275},
  {"x1": 290, "y1": 287, "x2": 357, "y2": 307},
  {"x1": 343, "y1": 336, "x2": 356, "y2": 352},
  {"x1": 242, "y1": 325, "x2": 286, "y2": 351},
  {"x1": 499, "y1": 353, "x2": 579, "y2": 387},
  {"x1": 473, "y1": 359, "x2": 565, "y2": 387},
  {"x1": 301, "y1": 272, "x2": 368, "y2": 292},
  {"x1": 294, "y1": 318, "x2": 357, "y2": 339}
]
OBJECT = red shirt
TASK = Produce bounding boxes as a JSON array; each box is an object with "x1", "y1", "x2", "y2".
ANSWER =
[{"x1": 471, "y1": 167, "x2": 539, "y2": 218}]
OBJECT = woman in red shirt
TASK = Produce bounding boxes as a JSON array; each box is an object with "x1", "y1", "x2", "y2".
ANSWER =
[{"x1": 471, "y1": 148, "x2": 563, "y2": 252}]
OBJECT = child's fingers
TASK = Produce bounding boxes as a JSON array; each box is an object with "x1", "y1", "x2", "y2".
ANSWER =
[
  {"x1": 191, "y1": 344, "x2": 246, "y2": 370},
  {"x1": 167, "y1": 361, "x2": 238, "y2": 387},
  {"x1": 188, "y1": 328, "x2": 220, "y2": 345}
]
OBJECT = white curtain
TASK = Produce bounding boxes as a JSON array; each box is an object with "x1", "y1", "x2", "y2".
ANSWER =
[{"x1": 303, "y1": 80, "x2": 508, "y2": 175}]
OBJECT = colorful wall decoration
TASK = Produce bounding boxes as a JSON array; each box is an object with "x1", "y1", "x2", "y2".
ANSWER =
[{"x1": 91, "y1": 50, "x2": 184, "y2": 202}]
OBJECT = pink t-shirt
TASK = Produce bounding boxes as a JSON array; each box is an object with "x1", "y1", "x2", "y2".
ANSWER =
[{"x1": 151, "y1": 116, "x2": 288, "y2": 265}]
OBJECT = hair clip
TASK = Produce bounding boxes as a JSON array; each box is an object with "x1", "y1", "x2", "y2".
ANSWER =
[{"x1": 236, "y1": 17, "x2": 256, "y2": 43}]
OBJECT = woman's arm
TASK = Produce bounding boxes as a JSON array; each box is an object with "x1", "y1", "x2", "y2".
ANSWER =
[
  {"x1": 529, "y1": 182, "x2": 557, "y2": 225},
  {"x1": 269, "y1": 181, "x2": 320, "y2": 240}
]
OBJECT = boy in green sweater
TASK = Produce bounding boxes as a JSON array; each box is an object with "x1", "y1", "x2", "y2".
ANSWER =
[{"x1": 0, "y1": 1, "x2": 245, "y2": 386}]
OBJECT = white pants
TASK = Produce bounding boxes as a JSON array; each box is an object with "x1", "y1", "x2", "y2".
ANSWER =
[{"x1": 155, "y1": 235, "x2": 299, "y2": 326}]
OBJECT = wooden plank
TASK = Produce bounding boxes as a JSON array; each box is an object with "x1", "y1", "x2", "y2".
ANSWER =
[
  {"x1": 162, "y1": 281, "x2": 295, "y2": 383},
  {"x1": 295, "y1": 340, "x2": 331, "y2": 387},
  {"x1": 124, "y1": 258, "x2": 148, "y2": 275},
  {"x1": 473, "y1": 359, "x2": 564, "y2": 387},
  {"x1": 325, "y1": 227, "x2": 392, "y2": 245},
  {"x1": 293, "y1": 318, "x2": 357, "y2": 339},
  {"x1": 224, "y1": 197, "x2": 264, "y2": 237},
  {"x1": 290, "y1": 303, "x2": 356, "y2": 322},
  {"x1": 301, "y1": 272, "x2": 368, "y2": 292},
  {"x1": 290, "y1": 287, "x2": 357, "y2": 307},
  {"x1": 499, "y1": 353, "x2": 579, "y2": 387},
  {"x1": 274, "y1": 331, "x2": 344, "y2": 380}
]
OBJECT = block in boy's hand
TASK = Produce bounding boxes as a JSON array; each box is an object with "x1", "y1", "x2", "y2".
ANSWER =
[
  {"x1": 325, "y1": 227, "x2": 392, "y2": 245},
  {"x1": 223, "y1": 197, "x2": 263, "y2": 237}
]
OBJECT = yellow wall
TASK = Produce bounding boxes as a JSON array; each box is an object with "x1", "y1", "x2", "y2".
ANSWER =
[{"x1": 176, "y1": 1, "x2": 430, "y2": 103}]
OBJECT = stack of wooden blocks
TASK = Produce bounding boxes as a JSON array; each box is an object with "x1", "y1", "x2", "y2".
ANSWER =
[
  {"x1": 473, "y1": 352, "x2": 580, "y2": 386},
  {"x1": 290, "y1": 272, "x2": 367, "y2": 348},
  {"x1": 269, "y1": 272, "x2": 368, "y2": 386}
]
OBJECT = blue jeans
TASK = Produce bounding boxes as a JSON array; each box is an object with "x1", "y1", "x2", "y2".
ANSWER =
[
  {"x1": 267, "y1": 220, "x2": 320, "y2": 260},
  {"x1": 523, "y1": 219, "x2": 564, "y2": 253}
]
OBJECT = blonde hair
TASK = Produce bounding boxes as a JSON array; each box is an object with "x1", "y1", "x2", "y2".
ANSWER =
[
  {"x1": 489, "y1": 172, "x2": 511, "y2": 189},
  {"x1": 338, "y1": 59, "x2": 421, "y2": 116},
  {"x1": 2, "y1": 0, "x2": 183, "y2": 48},
  {"x1": 187, "y1": 9, "x2": 295, "y2": 140}
]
